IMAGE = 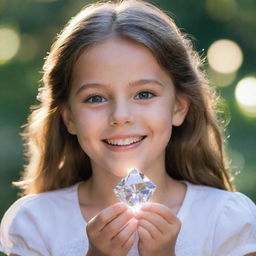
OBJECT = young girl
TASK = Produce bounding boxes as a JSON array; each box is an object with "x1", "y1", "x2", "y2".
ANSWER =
[{"x1": 1, "y1": 0, "x2": 256, "y2": 255}]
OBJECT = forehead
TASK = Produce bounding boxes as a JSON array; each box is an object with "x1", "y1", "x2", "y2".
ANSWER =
[{"x1": 71, "y1": 36, "x2": 174, "y2": 89}]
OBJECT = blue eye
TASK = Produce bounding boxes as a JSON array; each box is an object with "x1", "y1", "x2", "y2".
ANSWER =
[
  {"x1": 85, "y1": 95, "x2": 107, "y2": 104},
  {"x1": 135, "y1": 91, "x2": 155, "y2": 100}
]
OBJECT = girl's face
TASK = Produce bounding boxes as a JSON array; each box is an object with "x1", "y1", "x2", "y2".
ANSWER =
[{"x1": 62, "y1": 37, "x2": 188, "y2": 178}]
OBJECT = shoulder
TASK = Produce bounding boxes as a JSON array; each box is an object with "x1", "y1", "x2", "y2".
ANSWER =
[
  {"x1": 2, "y1": 183, "x2": 78, "y2": 221},
  {"x1": 220, "y1": 191, "x2": 256, "y2": 219},
  {"x1": 199, "y1": 185, "x2": 256, "y2": 255},
  {"x1": 187, "y1": 182, "x2": 256, "y2": 227},
  {"x1": 186, "y1": 182, "x2": 255, "y2": 213},
  {"x1": 0, "y1": 183, "x2": 80, "y2": 255},
  {"x1": 1, "y1": 194, "x2": 39, "y2": 234},
  {"x1": 212, "y1": 191, "x2": 256, "y2": 255},
  {"x1": 181, "y1": 182, "x2": 256, "y2": 255},
  {"x1": 182, "y1": 182, "x2": 236, "y2": 216},
  {"x1": 0, "y1": 194, "x2": 47, "y2": 255},
  {"x1": 215, "y1": 190, "x2": 256, "y2": 233},
  {"x1": 1, "y1": 183, "x2": 80, "y2": 224}
]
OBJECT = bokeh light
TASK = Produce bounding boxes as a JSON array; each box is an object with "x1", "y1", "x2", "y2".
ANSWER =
[
  {"x1": 0, "y1": 26, "x2": 20, "y2": 64},
  {"x1": 235, "y1": 77, "x2": 256, "y2": 117},
  {"x1": 208, "y1": 67, "x2": 237, "y2": 87},
  {"x1": 207, "y1": 39, "x2": 243, "y2": 75}
]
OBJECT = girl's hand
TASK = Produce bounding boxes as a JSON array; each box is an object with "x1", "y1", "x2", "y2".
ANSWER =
[
  {"x1": 86, "y1": 202, "x2": 137, "y2": 256},
  {"x1": 136, "y1": 203, "x2": 181, "y2": 256}
]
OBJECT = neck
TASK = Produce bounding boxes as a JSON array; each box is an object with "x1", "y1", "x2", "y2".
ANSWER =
[
  {"x1": 80, "y1": 162, "x2": 182, "y2": 210},
  {"x1": 87, "y1": 171, "x2": 121, "y2": 208}
]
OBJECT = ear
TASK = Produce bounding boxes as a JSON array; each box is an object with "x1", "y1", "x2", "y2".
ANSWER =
[
  {"x1": 59, "y1": 103, "x2": 77, "y2": 135},
  {"x1": 172, "y1": 93, "x2": 190, "y2": 127}
]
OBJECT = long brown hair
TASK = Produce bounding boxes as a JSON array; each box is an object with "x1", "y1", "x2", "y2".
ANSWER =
[{"x1": 14, "y1": 0, "x2": 235, "y2": 195}]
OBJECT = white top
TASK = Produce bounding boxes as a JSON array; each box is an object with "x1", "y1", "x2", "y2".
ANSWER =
[{"x1": 0, "y1": 181, "x2": 256, "y2": 256}]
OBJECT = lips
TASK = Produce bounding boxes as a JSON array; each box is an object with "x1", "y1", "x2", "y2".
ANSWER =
[{"x1": 103, "y1": 136, "x2": 146, "y2": 146}]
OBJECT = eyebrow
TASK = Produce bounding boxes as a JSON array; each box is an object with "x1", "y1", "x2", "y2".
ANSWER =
[{"x1": 75, "y1": 79, "x2": 165, "y2": 95}]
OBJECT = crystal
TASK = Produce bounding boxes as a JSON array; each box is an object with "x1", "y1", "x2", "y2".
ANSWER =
[{"x1": 113, "y1": 168, "x2": 156, "y2": 208}]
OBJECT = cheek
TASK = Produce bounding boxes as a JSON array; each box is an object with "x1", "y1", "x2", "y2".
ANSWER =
[
  {"x1": 147, "y1": 101, "x2": 173, "y2": 127},
  {"x1": 147, "y1": 103, "x2": 173, "y2": 141},
  {"x1": 73, "y1": 109, "x2": 105, "y2": 139},
  {"x1": 74, "y1": 113, "x2": 103, "y2": 158},
  {"x1": 156, "y1": 118, "x2": 172, "y2": 143}
]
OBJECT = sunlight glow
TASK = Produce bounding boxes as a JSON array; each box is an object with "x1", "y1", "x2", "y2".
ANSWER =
[
  {"x1": 235, "y1": 77, "x2": 256, "y2": 117},
  {"x1": 0, "y1": 27, "x2": 20, "y2": 64},
  {"x1": 207, "y1": 39, "x2": 243, "y2": 74}
]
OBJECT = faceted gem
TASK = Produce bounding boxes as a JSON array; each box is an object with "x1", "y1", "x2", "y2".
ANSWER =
[{"x1": 113, "y1": 168, "x2": 156, "y2": 207}]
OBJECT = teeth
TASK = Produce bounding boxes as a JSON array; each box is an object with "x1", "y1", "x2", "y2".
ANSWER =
[{"x1": 105, "y1": 136, "x2": 144, "y2": 146}]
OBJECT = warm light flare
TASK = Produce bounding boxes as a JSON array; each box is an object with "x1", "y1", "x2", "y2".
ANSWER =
[
  {"x1": 235, "y1": 77, "x2": 256, "y2": 117},
  {"x1": 0, "y1": 27, "x2": 20, "y2": 64},
  {"x1": 207, "y1": 39, "x2": 243, "y2": 74}
]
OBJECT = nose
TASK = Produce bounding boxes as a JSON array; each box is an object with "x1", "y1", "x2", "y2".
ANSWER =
[{"x1": 109, "y1": 100, "x2": 135, "y2": 126}]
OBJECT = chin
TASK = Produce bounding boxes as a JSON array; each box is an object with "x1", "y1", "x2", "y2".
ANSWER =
[
  {"x1": 105, "y1": 160, "x2": 142, "y2": 177},
  {"x1": 110, "y1": 169, "x2": 128, "y2": 177}
]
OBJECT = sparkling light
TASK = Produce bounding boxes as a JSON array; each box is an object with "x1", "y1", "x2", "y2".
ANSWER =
[
  {"x1": 0, "y1": 27, "x2": 20, "y2": 64},
  {"x1": 113, "y1": 168, "x2": 156, "y2": 208},
  {"x1": 207, "y1": 39, "x2": 243, "y2": 74},
  {"x1": 235, "y1": 77, "x2": 256, "y2": 117}
]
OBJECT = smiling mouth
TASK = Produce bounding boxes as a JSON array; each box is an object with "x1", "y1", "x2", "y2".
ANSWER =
[{"x1": 103, "y1": 136, "x2": 146, "y2": 146}]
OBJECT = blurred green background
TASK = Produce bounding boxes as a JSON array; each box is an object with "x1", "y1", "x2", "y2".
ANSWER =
[{"x1": 0, "y1": 0, "x2": 256, "y2": 231}]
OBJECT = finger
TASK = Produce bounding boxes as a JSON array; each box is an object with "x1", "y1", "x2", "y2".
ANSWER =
[
  {"x1": 138, "y1": 225, "x2": 152, "y2": 242},
  {"x1": 137, "y1": 210, "x2": 167, "y2": 234},
  {"x1": 138, "y1": 219, "x2": 160, "y2": 240},
  {"x1": 102, "y1": 207, "x2": 134, "y2": 238},
  {"x1": 122, "y1": 228, "x2": 136, "y2": 252},
  {"x1": 140, "y1": 203, "x2": 178, "y2": 224},
  {"x1": 111, "y1": 218, "x2": 137, "y2": 247},
  {"x1": 88, "y1": 203, "x2": 128, "y2": 232}
]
